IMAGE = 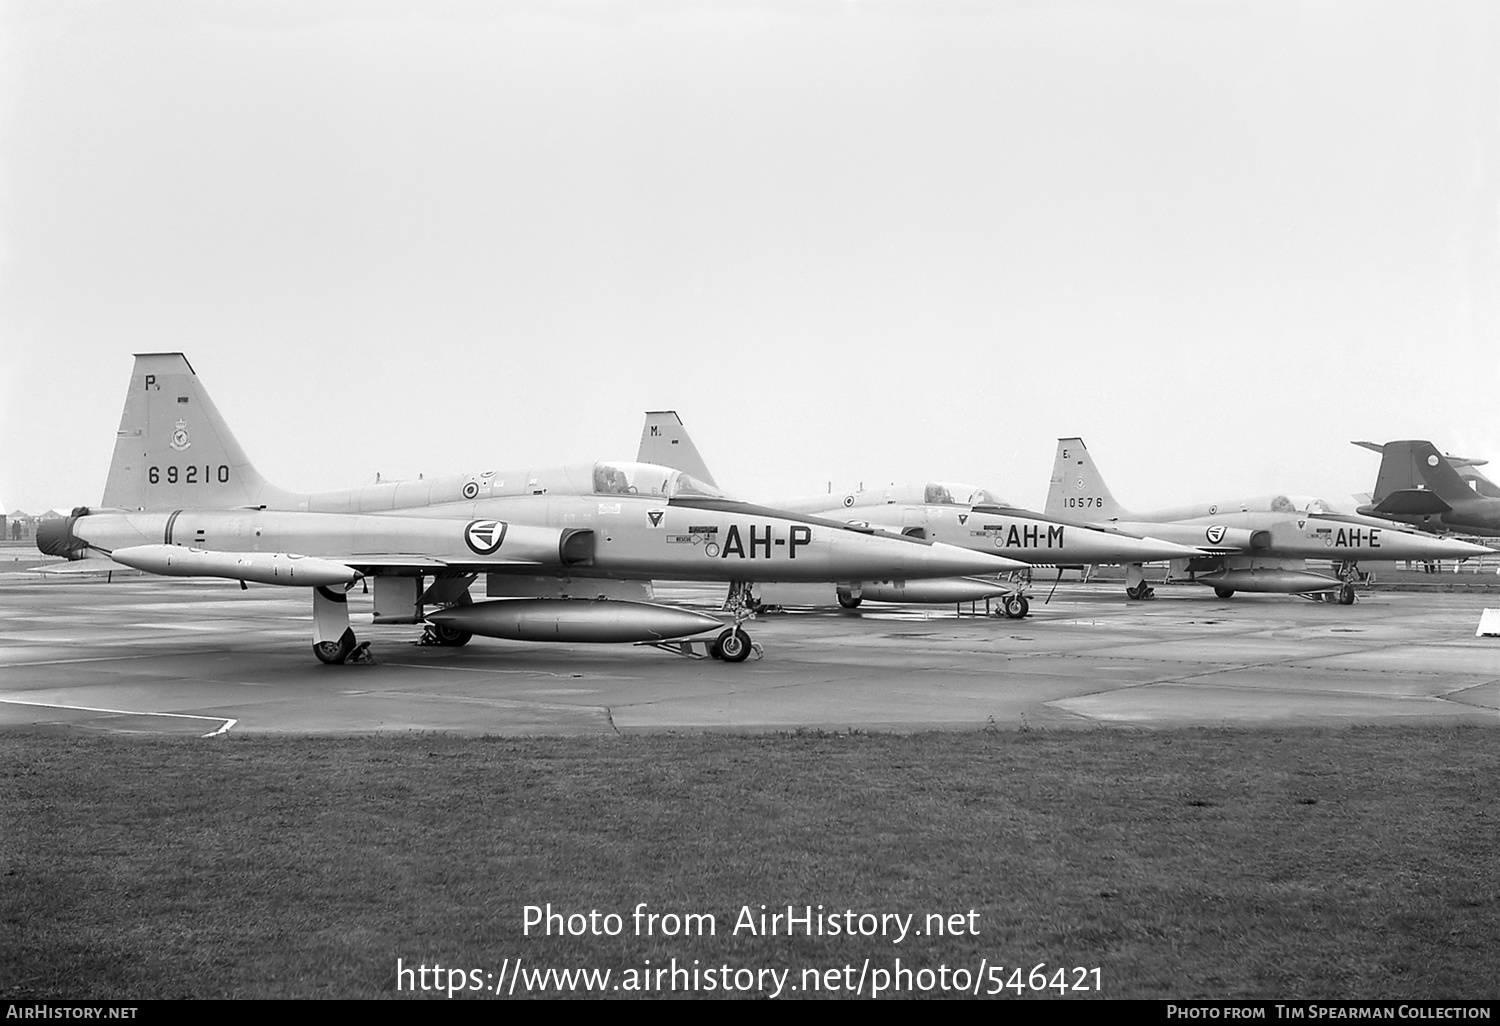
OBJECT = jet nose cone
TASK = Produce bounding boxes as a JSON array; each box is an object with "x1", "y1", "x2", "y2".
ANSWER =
[
  {"x1": 1122, "y1": 536, "x2": 1206, "y2": 561},
  {"x1": 1446, "y1": 539, "x2": 1498, "y2": 558}
]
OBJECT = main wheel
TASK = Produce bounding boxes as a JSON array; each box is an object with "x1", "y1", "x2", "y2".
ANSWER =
[
  {"x1": 432, "y1": 623, "x2": 473, "y2": 647},
  {"x1": 836, "y1": 587, "x2": 862, "y2": 609},
  {"x1": 313, "y1": 628, "x2": 357, "y2": 665},
  {"x1": 716, "y1": 627, "x2": 752, "y2": 663},
  {"x1": 1126, "y1": 584, "x2": 1145, "y2": 600},
  {"x1": 1002, "y1": 594, "x2": 1026, "y2": 619},
  {"x1": 1214, "y1": 587, "x2": 1235, "y2": 599},
  {"x1": 1338, "y1": 583, "x2": 1356, "y2": 605}
]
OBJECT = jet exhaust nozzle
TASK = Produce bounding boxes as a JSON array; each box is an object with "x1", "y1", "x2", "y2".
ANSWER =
[{"x1": 36, "y1": 515, "x2": 90, "y2": 560}]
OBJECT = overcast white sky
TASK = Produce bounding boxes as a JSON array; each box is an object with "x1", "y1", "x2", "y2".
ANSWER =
[{"x1": 2, "y1": 0, "x2": 1496, "y2": 515}]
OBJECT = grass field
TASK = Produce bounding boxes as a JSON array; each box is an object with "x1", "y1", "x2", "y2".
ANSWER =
[{"x1": 2, "y1": 727, "x2": 1496, "y2": 999}]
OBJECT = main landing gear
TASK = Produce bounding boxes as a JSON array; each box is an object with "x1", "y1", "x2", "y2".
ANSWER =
[
  {"x1": 1123, "y1": 563, "x2": 1155, "y2": 601},
  {"x1": 312, "y1": 586, "x2": 374, "y2": 664},
  {"x1": 419, "y1": 622, "x2": 473, "y2": 647}
]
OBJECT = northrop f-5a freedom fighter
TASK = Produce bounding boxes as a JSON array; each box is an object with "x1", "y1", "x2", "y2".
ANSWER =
[
  {"x1": 635, "y1": 412, "x2": 1204, "y2": 617},
  {"x1": 1045, "y1": 436, "x2": 1493, "y2": 604},
  {"x1": 37, "y1": 354, "x2": 1026, "y2": 663}
]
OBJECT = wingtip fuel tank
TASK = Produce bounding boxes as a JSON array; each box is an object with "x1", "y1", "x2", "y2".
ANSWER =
[{"x1": 109, "y1": 544, "x2": 363, "y2": 588}]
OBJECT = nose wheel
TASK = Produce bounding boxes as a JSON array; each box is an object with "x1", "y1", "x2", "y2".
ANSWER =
[
  {"x1": 709, "y1": 583, "x2": 760, "y2": 662},
  {"x1": 710, "y1": 627, "x2": 753, "y2": 662},
  {"x1": 1001, "y1": 594, "x2": 1030, "y2": 619}
]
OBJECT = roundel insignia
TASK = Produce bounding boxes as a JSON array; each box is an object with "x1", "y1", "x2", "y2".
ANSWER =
[
  {"x1": 1205, "y1": 525, "x2": 1227, "y2": 545},
  {"x1": 843, "y1": 495, "x2": 855, "y2": 507},
  {"x1": 462, "y1": 481, "x2": 480, "y2": 499},
  {"x1": 1427, "y1": 454, "x2": 1440, "y2": 467},
  {"x1": 1208, "y1": 504, "x2": 1218, "y2": 515},
  {"x1": 1075, "y1": 476, "x2": 1084, "y2": 490},
  {"x1": 464, "y1": 519, "x2": 508, "y2": 555}
]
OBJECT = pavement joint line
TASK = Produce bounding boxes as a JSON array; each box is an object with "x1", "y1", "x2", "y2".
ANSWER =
[
  {"x1": 377, "y1": 660, "x2": 637, "y2": 680},
  {"x1": 1113, "y1": 672, "x2": 1465, "y2": 702},
  {"x1": 0, "y1": 653, "x2": 172, "y2": 668},
  {"x1": 342, "y1": 689, "x2": 613, "y2": 715},
  {"x1": 1438, "y1": 679, "x2": 1500, "y2": 697}
]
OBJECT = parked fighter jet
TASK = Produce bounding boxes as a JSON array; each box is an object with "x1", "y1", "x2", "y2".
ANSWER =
[
  {"x1": 1045, "y1": 437, "x2": 1493, "y2": 603},
  {"x1": 37, "y1": 354, "x2": 1027, "y2": 664},
  {"x1": 1353, "y1": 439, "x2": 1500, "y2": 537},
  {"x1": 636, "y1": 412, "x2": 1203, "y2": 617}
]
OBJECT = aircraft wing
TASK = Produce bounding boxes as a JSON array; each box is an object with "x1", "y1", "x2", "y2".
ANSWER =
[
  {"x1": 102, "y1": 544, "x2": 562, "y2": 587},
  {"x1": 32, "y1": 557, "x2": 142, "y2": 577},
  {"x1": 340, "y1": 555, "x2": 547, "y2": 572},
  {"x1": 1368, "y1": 489, "x2": 1452, "y2": 516}
]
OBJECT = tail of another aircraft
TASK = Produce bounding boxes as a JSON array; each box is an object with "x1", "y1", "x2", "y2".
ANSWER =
[
  {"x1": 102, "y1": 353, "x2": 293, "y2": 511},
  {"x1": 637, "y1": 411, "x2": 719, "y2": 487},
  {"x1": 1366, "y1": 440, "x2": 1426, "y2": 503},
  {"x1": 1402, "y1": 440, "x2": 1482, "y2": 504},
  {"x1": 1046, "y1": 437, "x2": 1128, "y2": 521},
  {"x1": 1367, "y1": 439, "x2": 1474, "y2": 504}
]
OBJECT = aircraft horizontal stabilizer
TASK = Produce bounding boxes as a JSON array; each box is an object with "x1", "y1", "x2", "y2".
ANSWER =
[{"x1": 1371, "y1": 489, "x2": 1452, "y2": 516}]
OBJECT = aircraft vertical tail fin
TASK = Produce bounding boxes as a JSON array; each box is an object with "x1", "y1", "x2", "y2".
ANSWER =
[
  {"x1": 637, "y1": 411, "x2": 719, "y2": 488},
  {"x1": 1367, "y1": 440, "x2": 1426, "y2": 502},
  {"x1": 102, "y1": 353, "x2": 289, "y2": 511},
  {"x1": 1403, "y1": 440, "x2": 1481, "y2": 503},
  {"x1": 1046, "y1": 437, "x2": 1127, "y2": 520}
]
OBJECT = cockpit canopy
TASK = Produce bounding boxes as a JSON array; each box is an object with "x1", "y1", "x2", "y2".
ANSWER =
[
  {"x1": 921, "y1": 482, "x2": 1011, "y2": 507},
  {"x1": 1290, "y1": 496, "x2": 1339, "y2": 514},
  {"x1": 590, "y1": 461, "x2": 727, "y2": 499}
]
